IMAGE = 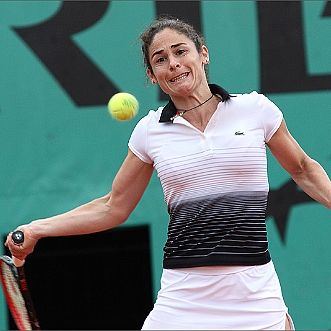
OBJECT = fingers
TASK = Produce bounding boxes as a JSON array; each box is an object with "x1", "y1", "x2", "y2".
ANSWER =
[
  {"x1": 7, "y1": 239, "x2": 28, "y2": 261},
  {"x1": 5, "y1": 226, "x2": 39, "y2": 262},
  {"x1": 4, "y1": 232, "x2": 12, "y2": 247},
  {"x1": 12, "y1": 256, "x2": 25, "y2": 267},
  {"x1": 5, "y1": 229, "x2": 28, "y2": 261}
]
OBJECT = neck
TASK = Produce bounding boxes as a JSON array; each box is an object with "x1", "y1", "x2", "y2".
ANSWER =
[{"x1": 171, "y1": 94, "x2": 214, "y2": 121}]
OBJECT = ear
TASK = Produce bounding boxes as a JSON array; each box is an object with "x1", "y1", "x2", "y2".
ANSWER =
[
  {"x1": 147, "y1": 68, "x2": 157, "y2": 85},
  {"x1": 201, "y1": 45, "x2": 209, "y2": 64}
]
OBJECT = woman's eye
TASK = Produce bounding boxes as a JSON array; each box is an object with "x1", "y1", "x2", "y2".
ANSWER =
[
  {"x1": 156, "y1": 57, "x2": 165, "y2": 63},
  {"x1": 177, "y1": 49, "x2": 186, "y2": 55}
]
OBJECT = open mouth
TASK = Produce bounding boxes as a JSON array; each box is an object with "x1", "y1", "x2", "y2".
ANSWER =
[{"x1": 170, "y1": 72, "x2": 189, "y2": 82}]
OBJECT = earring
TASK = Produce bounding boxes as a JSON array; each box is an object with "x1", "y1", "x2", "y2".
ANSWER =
[{"x1": 205, "y1": 58, "x2": 210, "y2": 64}]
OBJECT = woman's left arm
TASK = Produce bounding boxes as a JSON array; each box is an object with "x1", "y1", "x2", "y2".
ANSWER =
[{"x1": 267, "y1": 118, "x2": 331, "y2": 209}]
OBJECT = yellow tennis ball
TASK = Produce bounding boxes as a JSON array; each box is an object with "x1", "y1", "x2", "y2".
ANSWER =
[{"x1": 108, "y1": 92, "x2": 139, "y2": 121}]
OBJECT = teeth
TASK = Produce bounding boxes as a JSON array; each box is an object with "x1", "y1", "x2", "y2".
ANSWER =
[{"x1": 171, "y1": 73, "x2": 188, "y2": 82}]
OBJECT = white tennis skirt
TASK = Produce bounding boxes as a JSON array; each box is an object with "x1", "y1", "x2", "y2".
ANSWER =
[{"x1": 142, "y1": 261, "x2": 294, "y2": 330}]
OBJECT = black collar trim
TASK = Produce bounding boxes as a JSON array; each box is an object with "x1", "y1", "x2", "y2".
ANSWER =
[{"x1": 159, "y1": 84, "x2": 233, "y2": 123}]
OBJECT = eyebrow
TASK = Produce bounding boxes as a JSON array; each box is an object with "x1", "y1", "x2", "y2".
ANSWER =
[{"x1": 151, "y1": 42, "x2": 187, "y2": 59}]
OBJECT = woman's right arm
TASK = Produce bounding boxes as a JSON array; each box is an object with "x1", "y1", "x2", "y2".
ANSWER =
[{"x1": 5, "y1": 149, "x2": 154, "y2": 261}]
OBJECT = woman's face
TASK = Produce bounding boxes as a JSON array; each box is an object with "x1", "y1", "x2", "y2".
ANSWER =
[{"x1": 147, "y1": 28, "x2": 209, "y2": 98}]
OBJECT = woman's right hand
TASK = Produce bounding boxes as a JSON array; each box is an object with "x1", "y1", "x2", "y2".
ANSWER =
[{"x1": 4, "y1": 225, "x2": 39, "y2": 262}]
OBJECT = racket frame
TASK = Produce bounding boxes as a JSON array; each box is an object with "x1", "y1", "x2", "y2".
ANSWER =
[
  {"x1": 0, "y1": 255, "x2": 33, "y2": 330},
  {"x1": 0, "y1": 230, "x2": 41, "y2": 330}
]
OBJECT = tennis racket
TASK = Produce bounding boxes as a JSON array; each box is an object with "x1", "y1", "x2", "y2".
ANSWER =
[{"x1": 0, "y1": 230, "x2": 41, "y2": 330}]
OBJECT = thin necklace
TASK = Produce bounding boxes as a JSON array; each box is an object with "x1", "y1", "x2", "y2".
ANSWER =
[{"x1": 170, "y1": 94, "x2": 214, "y2": 121}]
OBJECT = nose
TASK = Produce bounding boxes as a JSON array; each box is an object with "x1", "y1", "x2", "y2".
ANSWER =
[{"x1": 169, "y1": 56, "x2": 180, "y2": 70}]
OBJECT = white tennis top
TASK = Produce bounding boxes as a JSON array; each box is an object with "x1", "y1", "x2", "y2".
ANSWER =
[{"x1": 129, "y1": 85, "x2": 283, "y2": 269}]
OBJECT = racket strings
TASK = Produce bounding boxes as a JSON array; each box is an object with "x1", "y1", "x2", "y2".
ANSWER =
[{"x1": 0, "y1": 260, "x2": 32, "y2": 330}]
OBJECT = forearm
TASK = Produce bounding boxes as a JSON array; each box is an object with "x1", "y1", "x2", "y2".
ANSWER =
[
  {"x1": 27, "y1": 193, "x2": 125, "y2": 240},
  {"x1": 292, "y1": 157, "x2": 331, "y2": 209}
]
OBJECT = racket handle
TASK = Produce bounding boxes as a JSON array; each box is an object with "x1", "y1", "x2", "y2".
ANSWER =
[
  {"x1": 12, "y1": 230, "x2": 24, "y2": 245},
  {"x1": 11, "y1": 230, "x2": 26, "y2": 267}
]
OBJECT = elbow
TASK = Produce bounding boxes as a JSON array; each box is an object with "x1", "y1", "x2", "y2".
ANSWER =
[
  {"x1": 103, "y1": 211, "x2": 128, "y2": 229},
  {"x1": 104, "y1": 192, "x2": 131, "y2": 227},
  {"x1": 288, "y1": 155, "x2": 311, "y2": 181}
]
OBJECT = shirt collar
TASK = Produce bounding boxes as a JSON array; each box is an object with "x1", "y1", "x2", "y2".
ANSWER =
[{"x1": 159, "y1": 84, "x2": 232, "y2": 123}]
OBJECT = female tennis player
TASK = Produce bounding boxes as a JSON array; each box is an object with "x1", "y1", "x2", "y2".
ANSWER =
[{"x1": 6, "y1": 16, "x2": 331, "y2": 329}]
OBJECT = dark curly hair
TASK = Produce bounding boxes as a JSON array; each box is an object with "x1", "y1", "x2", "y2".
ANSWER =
[{"x1": 140, "y1": 16, "x2": 206, "y2": 74}]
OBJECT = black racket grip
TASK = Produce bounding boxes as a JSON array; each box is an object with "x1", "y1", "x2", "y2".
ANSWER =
[
  {"x1": 12, "y1": 230, "x2": 24, "y2": 245},
  {"x1": 11, "y1": 230, "x2": 26, "y2": 267}
]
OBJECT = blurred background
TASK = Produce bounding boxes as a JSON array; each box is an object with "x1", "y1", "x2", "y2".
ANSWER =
[{"x1": 1, "y1": 1, "x2": 330, "y2": 329}]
